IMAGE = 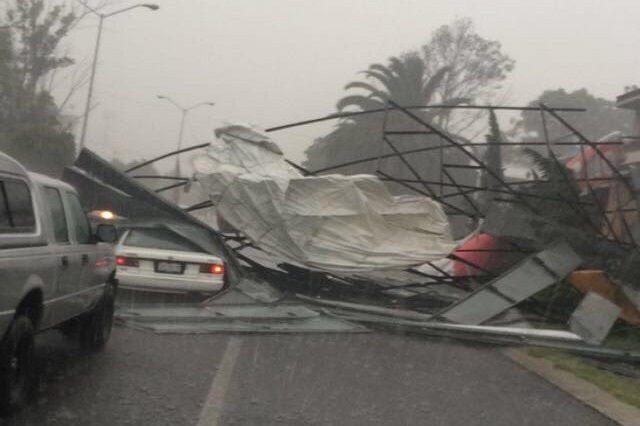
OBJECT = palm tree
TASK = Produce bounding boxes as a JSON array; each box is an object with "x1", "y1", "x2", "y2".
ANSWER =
[
  {"x1": 304, "y1": 53, "x2": 470, "y2": 193},
  {"x1": 335, "y1": 53, "x2": 467, "y2": 122}
]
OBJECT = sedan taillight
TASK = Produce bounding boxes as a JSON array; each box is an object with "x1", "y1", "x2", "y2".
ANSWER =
[
  {"x1": 199, "y1": 264, "x2": 224, "y2": 275},
  {"x1": 116, "y1": 256, "x2": 139, "y2": 267}
]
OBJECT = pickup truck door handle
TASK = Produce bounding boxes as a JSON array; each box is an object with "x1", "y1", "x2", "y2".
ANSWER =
[
  {"x1": 60, "y1": 256, "x2": 69, "y2": 268},
  {"x1": 81, "y1": 254, "x2": 89, "y2": 265}
]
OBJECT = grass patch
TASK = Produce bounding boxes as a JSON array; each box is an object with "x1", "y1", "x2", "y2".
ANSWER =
[
  {"x1": 528, "y1": 347, "x2": 640, "y2": 409},
  {"x1": 603, "y1": 325, "x2": 640, "y2": 352}
]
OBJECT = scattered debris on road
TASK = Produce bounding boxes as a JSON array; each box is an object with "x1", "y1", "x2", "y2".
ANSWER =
[{"x1": 64, "y1": 101, "x2": 640, "y2": 364}]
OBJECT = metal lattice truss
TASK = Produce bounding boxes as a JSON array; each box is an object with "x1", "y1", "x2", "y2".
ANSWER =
[
  {"x1": 66, "y1": 102, "x2": 640, "y2": 356},
  {"x1": 119, "y1": 102, "x2": 640, "y2": 284}
]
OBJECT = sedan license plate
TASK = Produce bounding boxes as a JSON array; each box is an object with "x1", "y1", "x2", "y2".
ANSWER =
[{"x1": 155, "y1": 261, "x2": 184, "y2": 274}]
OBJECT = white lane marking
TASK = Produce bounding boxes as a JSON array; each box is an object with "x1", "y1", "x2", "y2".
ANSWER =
[{"x1": 197, "y1": 337, "x2": 243, "y2": 426}]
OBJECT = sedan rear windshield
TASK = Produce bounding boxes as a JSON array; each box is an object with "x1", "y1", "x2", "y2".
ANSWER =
[{"x1": 123, "y1": 228, "x2": 206, "y2": 253}]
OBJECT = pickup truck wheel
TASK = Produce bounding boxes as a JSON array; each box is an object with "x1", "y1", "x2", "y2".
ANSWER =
[
  {"x1": 79, "y1": 286, "x2": 115, "y2": 351},
  {"x1": 58, "y1": 318, "x2": 79, "y2": 339},
  {"x1": 0, "y1": 316, "x2": 35, "y2": 416}
]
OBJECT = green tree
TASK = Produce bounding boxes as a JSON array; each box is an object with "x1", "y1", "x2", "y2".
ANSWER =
[
  {"x1": 1, "y1": 123, "x2": 75, "y2": 176},
  {"x1": 422, "y1": 18, "x2": 515, "y2": 129},
  {"x1": 0, "y1": 26, "x2": 16, "y2": 126},
  {"x1": 303, "y1": 18, "x2": 514, "y2": 228},
  {"x1": 5, "y1": 0, "x2": 75, "y2": 121},
  {"x1": 510, "y1": 147, "x2": 625, "y2": 269},
  {"x1": 484, "y1": 109, "x2": 503, "y2": 186},
  {"x1": 423, "y1": 19, "x2": 514, "y2": 104},
  {"x1": 477, "y1": 109, "x2": 504, "y2": 210},
  {"x1": 335, "y1": 53, "x2": 462, "y2": 116},
  {"x1": 0, "y1": 0, "x2": 77, "y2": 177},
  {"x1": 511, "y1": 88, "x2": 633, "y2": 157},
  {"x1": 303, "y1": 54, "x2": 478, "y2": 238},
  {"x1": 304, "y1": 53, "x2": 466, "y2": 176},
  {"x1": 521, "y1": 148, "x2": 583, "y2": 227},
  {"x1": 305, "y1": 18, "x2": 515, "y2": 171}
]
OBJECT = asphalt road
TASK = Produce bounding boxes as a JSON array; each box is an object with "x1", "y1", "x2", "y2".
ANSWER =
[{"x1": 2, "y1": 319, "x2": 619, "y2": 426}]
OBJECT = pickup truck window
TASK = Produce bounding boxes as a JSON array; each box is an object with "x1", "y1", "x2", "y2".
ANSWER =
[
  {"x1": 0, "y1": 183, "x2": 10, "y2": 230},
  {"x1": 44, "y1": 187, "x2": 69, "y2": 243},
  {"x1": 65, "y1": 192, "x2": 91, "y2": 244},
  {"x1": 0, "y1": 179, "x2": 36, "y2": 233}
]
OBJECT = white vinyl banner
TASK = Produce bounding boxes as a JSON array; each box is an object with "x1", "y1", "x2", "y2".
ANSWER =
[{"x1": 193, "y1": 124, "x2": 455, "y2": 273}]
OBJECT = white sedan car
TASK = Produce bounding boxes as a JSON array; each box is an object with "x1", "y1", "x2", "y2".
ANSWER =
[{"x1": 115, "y1": 226, "x2": 226, "y2": 293}]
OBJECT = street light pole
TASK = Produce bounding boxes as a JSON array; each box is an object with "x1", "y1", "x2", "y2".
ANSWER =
[
  {"x1": 78, "y1": 14, "x2": 104, "y2": 152},
  {"x1": 175, "y1": 110, "x2": 188, "y2": 177},
  {"x1": 77, "y1": 3, "x2": 159, "y2": 152},
  {"x1": 157, "y1": 96, "x2": 215, "y2": 202}
]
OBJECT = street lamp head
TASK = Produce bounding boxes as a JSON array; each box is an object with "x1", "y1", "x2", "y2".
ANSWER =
[
  {"x1": 102, "y1": 3, "x2": 160, "y2": 18},
  {"x1": 206, "y1": 102, "x2": 216, "y2": 106},
  {"x1": 157, "y1": 95, "x2": 167, "y2": 99}
]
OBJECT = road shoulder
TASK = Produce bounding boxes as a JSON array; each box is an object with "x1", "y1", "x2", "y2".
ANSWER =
[{"x1": 504, "y1": 347, "x2": 640, "y2": 426}]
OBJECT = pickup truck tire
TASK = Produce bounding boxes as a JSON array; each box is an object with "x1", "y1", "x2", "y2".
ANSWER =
[
  {"x1": 0, "y1": 316, "x2": 36, "y2": 416},
  {"x1": 78, "y1": 284, "x2": 115, "y2": 351}
]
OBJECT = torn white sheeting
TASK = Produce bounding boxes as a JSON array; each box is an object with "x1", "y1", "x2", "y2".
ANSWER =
[{"x1": 193, "y1": 124, "x2": 455, "y2": 273}]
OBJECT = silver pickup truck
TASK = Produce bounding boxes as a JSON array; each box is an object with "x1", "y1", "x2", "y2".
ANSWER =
[{"x1": 0, "y1": 152, "x2": 118, "y2": 414}]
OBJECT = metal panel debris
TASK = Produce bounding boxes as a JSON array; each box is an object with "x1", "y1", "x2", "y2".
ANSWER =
[
  {"x1": 117, "y1": 305, "x2": 321, "y2": 322},
  {"x1": 208, "y1": 278, "x2": 283, "y2": 304},
  {"x1": 308, "y1": 300, "x2": 640, "y2": 362},
  {"x1": 437, "y1": 241, "x2": 581, "y2": 325},
  {"x1": 69, "y1": 101, "x2": 640, "y2": 356},
  {"x1": 568, "y1": 270, "x2": 640, "y2": 325},
  {"x1": 64, "y1": 149, "x2": 245, "y2": 286},
  {"x1": 120, "y1": 316, "x2": 369, "y2": 334},
  {"x1": 116, "y1": 279, "x2": 368, "y2": 335},
  {"x1": 569, "y1": 292, "x2": 622, "y2": 345}
]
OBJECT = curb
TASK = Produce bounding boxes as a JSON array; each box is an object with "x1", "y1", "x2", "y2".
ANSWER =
[{"x1": 503, "y1": 348, "x2": 640, "y2": 426}]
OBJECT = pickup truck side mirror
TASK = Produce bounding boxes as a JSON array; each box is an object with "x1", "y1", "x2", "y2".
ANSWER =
[{"x1": 95, "y1": 224, "x2": 118, "y2": 243}]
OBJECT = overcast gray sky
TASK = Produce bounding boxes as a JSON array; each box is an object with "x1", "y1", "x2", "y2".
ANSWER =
[{"x1": 58, "y1": 0, "x2": 640, "y2": 169}]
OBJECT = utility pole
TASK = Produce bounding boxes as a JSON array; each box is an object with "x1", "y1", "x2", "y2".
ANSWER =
[
  {"x1": 77, "y1": 2, "x2": 159, "y2": 151},
  {"x1": 157, "y1": 96, "x2": 215, "y2": 203}
]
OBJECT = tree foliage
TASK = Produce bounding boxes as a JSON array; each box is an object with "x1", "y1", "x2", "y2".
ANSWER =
[
  {"x1": 422, "y1": 18, "x2": 515, "y2": 128},
  {"x1": 304, "y1": 18, "x2": 514, "y2": 216},
  {"x1": 422, "y1": 19, "x2": 514, "y2": 103},
  {"x1": 511, "y1": 88, "x2": 633, "y2": 153},
  {"x1": 521, "y1": 147, "x2": 584, "y2": 227},
  {"x1": 1, "y1": 123, "x2": 75, "y2": 177},
  {"x1": 475, "y1": 109, "x2": 504, "y2": 212},
  {"x1": 474, "y1": 111, "x2": 626, "y2": 272},
  {"x1": 335, "y1": 53, "x2": 464, "y2": 116},
  {"x1": 7, "y1": 0, "x2": 75, "y2": 114},
  {"x1": 0, "y1": 0, "x2": 77, "y2": 177},
  {"x1": 483, "y1": 109, "x2": 503, "y2": 189},
  {"x1": 510, "y1": 147, "x2": 625, "y2": 268}
]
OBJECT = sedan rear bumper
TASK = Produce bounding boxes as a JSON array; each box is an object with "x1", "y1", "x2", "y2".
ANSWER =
[{"x1": 117, "y1": 271, "x2": 224, "y2": 293}]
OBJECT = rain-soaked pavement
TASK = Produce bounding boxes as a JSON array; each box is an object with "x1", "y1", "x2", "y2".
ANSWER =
[{"x1": 3, "y1": 290, "x2": 617, "y2": 426}]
